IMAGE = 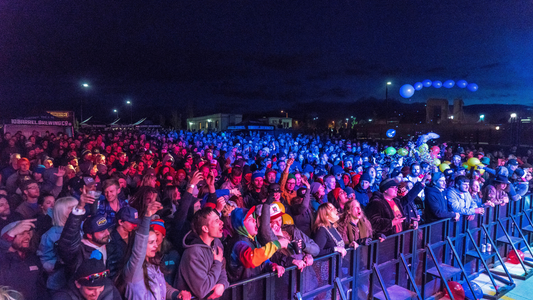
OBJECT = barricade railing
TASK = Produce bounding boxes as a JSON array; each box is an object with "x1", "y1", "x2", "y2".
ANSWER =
[{"x1": 219, "y1": 193, "x2": 533, "y2": 300}]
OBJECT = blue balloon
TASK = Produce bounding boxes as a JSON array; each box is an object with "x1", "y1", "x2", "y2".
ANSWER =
[
  {"x1": 386, "y1": 129, "x2": 396, "y2": 138},
  {"x1": 467, "y1": 83, "x2": 478, "y2": 92},
  {"x1": 443, "y1": 80, "x2": 455, "y2": 88},
  {"x1": 462, "y1": 282, "x2": 483, "y2": 299},
  {"x1": 432, "y1": 81, "x2": 442, "y2": 88},
  {"x1": 456, "y1": 80, "x2": 468, "y2": 88},
  {"x1": 399, "y1": 84, "x2": 415, "y2": 98},
  {"x1": 422, "y1": 79, "x2": 432, "y2": 87},
  {"x1": 414, "y1": 82, "x2": 423, "y2": 90}
]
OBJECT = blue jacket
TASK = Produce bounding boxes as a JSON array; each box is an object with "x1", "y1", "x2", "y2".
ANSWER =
[
  {"x1": 354, "y1": 186, "x2": 370, "y2": 208},
  {"x1": 38, "y1": 225, "x2": 64, "y2": 273}
]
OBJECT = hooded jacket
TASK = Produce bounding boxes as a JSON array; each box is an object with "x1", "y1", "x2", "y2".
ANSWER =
[
  {"x1": 225, "y1": 206, "x2": 281, "y2": 283},
  {"x1": 176, "y1": 231, "x2": 229, "y2": 299}
]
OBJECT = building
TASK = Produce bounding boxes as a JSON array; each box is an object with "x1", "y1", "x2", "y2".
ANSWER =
[
  {"x1": 187, "y1": 113, "x2": 242, "y2": 132},
  {"x1": 266, "y1": 117, "x2": 293, "y2": 129}
]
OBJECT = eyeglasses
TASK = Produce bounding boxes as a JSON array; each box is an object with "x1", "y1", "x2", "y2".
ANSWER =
[{"x1": 80, "y1": 270, "x2": 109, "y2": 282}]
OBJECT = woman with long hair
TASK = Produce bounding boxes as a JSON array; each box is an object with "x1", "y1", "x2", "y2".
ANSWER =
[
  {"x1": 338, "y1": 200, "x2": 374, "y2": 247},
  {"x1": 115, "y1": 201, "x2": 191, "y2": 300},
  {"x1": 37, "y1": 196, "x2": 79, "y2": 290},
  {"x1": 312, "y1": 203, "x2": 347, "y2": 257},
  {"x1": 129, "y1": 186, "x2": 159, "y2": 219},
  {"x1": 160, "y1": 185, "x2": 181, "y2": 217},
  {"x1": 469, "y1": 178, "x2": 483, "y2": 207}
]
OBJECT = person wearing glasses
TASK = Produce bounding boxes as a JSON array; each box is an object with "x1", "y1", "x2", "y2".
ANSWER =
[{"x1": 53, "y1": 258, "x2": 121, "y2": 300}]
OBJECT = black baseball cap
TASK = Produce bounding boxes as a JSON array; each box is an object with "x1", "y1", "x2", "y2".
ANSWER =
[{"x1": 75, "y1": 258, "x2": 109, "y2": 287}]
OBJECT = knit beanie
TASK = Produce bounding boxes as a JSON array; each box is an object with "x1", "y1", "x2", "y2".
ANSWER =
[
  {"x1": 431, "y1": 172, "x2": 444, "y2": 185},
  {"x1": 150, "y1": 219, "x2": 166, "y2": 236}
]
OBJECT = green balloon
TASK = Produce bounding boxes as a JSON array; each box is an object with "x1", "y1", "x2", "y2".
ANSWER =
[
  {"x1": 385, "y1": 147, "x2": 397, "y2": 156},
  {"x1": 398, "y1": 148, "x2": 408, "y2": 156}
]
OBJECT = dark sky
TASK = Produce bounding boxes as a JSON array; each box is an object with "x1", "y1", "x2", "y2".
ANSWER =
[{"x1": 1, "y1": 0, "x2": 532, "y2": 122}]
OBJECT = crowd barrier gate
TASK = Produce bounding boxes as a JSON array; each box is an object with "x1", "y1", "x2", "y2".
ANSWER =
[{"x1": 219, "y1": 193, "x2": 533, "y2": 300}]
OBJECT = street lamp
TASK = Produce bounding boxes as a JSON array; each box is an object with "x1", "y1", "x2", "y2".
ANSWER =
[
  {"x1": 479, "y1": 114, "x2": 485, "y2": 121},
  {"x1": 385, "y1": 82, "x2": 392, "y2": 121},
  {"x1": 80, "y1": 83, "x2": 90, "y2": 122},
  {"x1": 511, "y1": 113, "x2": 517, "y2": 118},
  {"x1": 113, "y1": 109, "x2": 118, "y2": 119},
  {"x1": 126, "y1": 100, "x2": 132, "y2": 124}
]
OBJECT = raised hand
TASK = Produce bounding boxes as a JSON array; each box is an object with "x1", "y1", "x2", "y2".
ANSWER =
[
  {"x1": 286, "y1": 158, "x2": 294, "y2": 167},
  {"x1": 146, "y1": 201, "x2": 163, "y2": 217},
  {"x1": 54, "y1": 166, "x2": 66, "y2": 177},
  {"x1": 206, "y1": 170, "x2": 216, "y2": 187},
  {"x1": 78, "y1": 186, "x2": 95, "y2": 209},
  {"x1": 189, "y1": 171, "x2": 203, "y2": 186},
  {"x1": 7, "y1": 219, "x2": 37, "y2": 237}
]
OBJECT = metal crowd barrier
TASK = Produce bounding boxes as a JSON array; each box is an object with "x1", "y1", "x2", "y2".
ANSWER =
[{"x1": 219, "y1": 193, "x2": 533, "y2": 300}]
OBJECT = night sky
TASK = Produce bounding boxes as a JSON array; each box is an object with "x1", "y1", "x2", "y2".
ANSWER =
[{"x1": 1, "y1": 1, "x2": 532, "y2": 122}]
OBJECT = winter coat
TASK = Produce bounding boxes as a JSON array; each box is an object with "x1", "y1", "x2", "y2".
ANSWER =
[
  {"x1": 57, "y1": 211, "x2": 107, "y2": 282},
  {"x1": 0, "y1": 250, "x2": 49, "y2": 300},
  {"x1": 365, "y1": 192, "x2": 406, "y2": 236},
  {"x1": 225, "y1": 206, "x2": 281, "y2": 283},
  {"x1": 38, "y1": 225, "x2": 64, "y2": 273},
  {"x1": 313, "y1": 225, "x2": 344, "y2": 256},
  {"x1": 447, "y1": 187, "x2": 478, "y2": 215},
  {"x1": 107, "y1": 228, "x2": 128, "y2": 279},
  {"x1": 424, "y1": 185, "x2": 456, "y2": 223},
  {"x1": 353, "y1": 186, "x2": 370, "y2": 208},
  {"x1": 288, "y1": 188, "x2": 314, "y2": 237}
]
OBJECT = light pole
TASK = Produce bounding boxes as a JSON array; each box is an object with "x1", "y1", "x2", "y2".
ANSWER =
[
  {"x1": 113, "y1": 109, "x2": 118, "y2": 119},
  {"x1": 81, "y1": 83, "x2": 90, "y2": 122},
  {"x1": 126, "y1": 100, "x2": 132, "y2": 124},
  {"x1": 385, "y1": 82, "x2": 392, "y2": 122}
]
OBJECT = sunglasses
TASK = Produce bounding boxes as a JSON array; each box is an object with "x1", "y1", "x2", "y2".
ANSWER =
[{"x1": 80, "y1": 270, "x2": 109, "y2": 282}]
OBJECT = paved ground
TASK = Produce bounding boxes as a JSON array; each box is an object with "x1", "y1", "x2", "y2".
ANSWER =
[{"x1": 471, "y1": 252, "x2": 533, "y2": 300}]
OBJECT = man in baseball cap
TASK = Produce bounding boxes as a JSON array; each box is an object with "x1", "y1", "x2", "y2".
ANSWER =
[
  {"x1": 107, "y1": 207, "x2": 140, "y2": 279},
  {"x1": 57, "y1": 190, "x2": 115, "y2": 281},
  {"x1": 55, "y1": 258, "x2": 120, "y2": 300}
]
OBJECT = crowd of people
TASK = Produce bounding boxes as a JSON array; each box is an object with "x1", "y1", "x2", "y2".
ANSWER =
[{"x1": 0, "y1": 128, "x2": 531, "y2": 300}]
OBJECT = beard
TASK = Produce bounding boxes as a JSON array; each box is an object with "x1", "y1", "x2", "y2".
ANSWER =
[
  {"x1": 93, "y1": 235, "x2": 110, "y2": 245},
  {"x1": 12, "y1": 240, "x2": 32, "y2": 253}
]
